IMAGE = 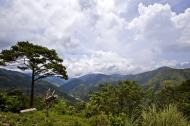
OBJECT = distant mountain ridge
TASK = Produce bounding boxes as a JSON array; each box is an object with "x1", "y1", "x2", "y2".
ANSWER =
[
  {"x1": 1, "y1": 67, "x2": 190, "y2": 101},
  {"x1": 58, "y1": 66, "x2": 190, "y2": 100}
]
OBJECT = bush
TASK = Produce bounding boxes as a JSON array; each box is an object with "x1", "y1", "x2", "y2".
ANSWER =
[
  {"x1": 108, "y1": 113, "x2": 134, "y2": 126},
  {"x1": 0, "y1": 90, "x2": 28, "y2": 113},
  {"x1": 51, "y1": 100, "x2": 75, "y2": 115}
]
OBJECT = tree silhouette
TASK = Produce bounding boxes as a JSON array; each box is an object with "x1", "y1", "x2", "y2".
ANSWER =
[{"x1": 0, "y1": 41, "x2": 68, "y2": 107}]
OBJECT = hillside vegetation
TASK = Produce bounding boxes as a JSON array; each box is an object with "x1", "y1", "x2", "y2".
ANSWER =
[{"x1": 1, "y1": 78, "x2": 190, "y2": 126}]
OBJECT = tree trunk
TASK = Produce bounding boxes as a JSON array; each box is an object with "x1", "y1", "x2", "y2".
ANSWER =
[{"x1": 30, "y1": 68, "x2": 35, "y2": 107}]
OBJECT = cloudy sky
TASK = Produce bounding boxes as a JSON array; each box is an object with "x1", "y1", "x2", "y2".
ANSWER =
[{"x1": 0, "y1": 0, "x2": 190, "y2": 77}]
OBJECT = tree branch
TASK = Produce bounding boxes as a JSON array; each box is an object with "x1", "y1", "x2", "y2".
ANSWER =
[
  {"x1": 34, "y1": 73, "x2": 56, "y2": 81},
  {"x1": 34, "y1": 68, "x2": 49, "y2": 76}
]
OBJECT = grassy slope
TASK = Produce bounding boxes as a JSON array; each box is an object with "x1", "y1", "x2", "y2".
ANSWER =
[{"x1": 0, "y1": 111, "x2": 89, "y2": 126}]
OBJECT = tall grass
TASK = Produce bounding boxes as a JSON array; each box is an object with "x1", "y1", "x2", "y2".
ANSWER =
[{"x1": 141, "y1": 104, "x2": 189, "y2": 126}]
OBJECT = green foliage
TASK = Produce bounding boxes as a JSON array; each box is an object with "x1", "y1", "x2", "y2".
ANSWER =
[
  {"x1": 0, "y1": 90, "x2": 48, "y2": 113},
  {"x1": 1, "y1": 74, "x2": 190, "y2": 125},
  {"x1": 156, "y1": 80, "x2": 190, "y2": 119},
  {"x1": 74, "y1": 102, "x2": 87, "y2": 116},
  {"x1": 0, "y1": 41, "x2": 68, "y2": 79},
  {"x1": 88, "y1": 113, "x2": 110, "y2": 126},
  {"x1": 89, "y1": 84, "x2": 117, "y2": 115},
  {"x1": 88, "y1": 81, "x2": 144, "y2": 120},
  {"x1": 141, "y1": 105, "x2": 189, "y2": 126},
  {"x1": 0, "y1": 90, "x2": 28, "y2": 113},
  {"x1": 116, "y1": 81, "x2": 144, "y2": 119},
  {"x1": 52, "y1": 100, "x2": 75, "y2": 115},
  {"x1": 108, "y1": 113, "x2": 134, "y2": 126},
  {"x1": 0, "y1": 111, "x2": 89, "y2": 126}
]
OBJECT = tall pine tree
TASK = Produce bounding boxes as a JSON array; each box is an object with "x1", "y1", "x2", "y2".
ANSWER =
[{"x1": 0, "y1": 41, "x2": 68, "y2": 107}]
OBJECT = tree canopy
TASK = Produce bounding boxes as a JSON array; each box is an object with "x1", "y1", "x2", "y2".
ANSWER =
[{"x1": 0, "y1": 41, "x2": 68, "y2": 80}]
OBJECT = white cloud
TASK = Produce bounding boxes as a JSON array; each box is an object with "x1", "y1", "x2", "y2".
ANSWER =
[
  {"x1": 64, "y1": 50, "x2": 178, "y2": 77},
  {"x1": 64, "y1": 51, "x2": 137, "y2": 77},
  {"x1": 0, "y1": 0, "x2": 84, "y2": 50},
  {"x1": 126, "y1": 3, "x2": 190, "y2": 61},
  {"x1": 0, "y1": 0, "x2": 190, "y2": 76}
]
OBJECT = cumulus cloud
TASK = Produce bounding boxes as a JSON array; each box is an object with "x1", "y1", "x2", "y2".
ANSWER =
[
  {"x1": 126, "y1": 3, "x2": 190, "y2": 59},
  {"x1": 0, "y1": 0, "x2": 190, "y2": 76},
  {"x1": 0, "y1": 0, "x2": 84, "y2": 51},
  {"x1": 64, "y1": 51, "x2": 137, "y2": 76}
]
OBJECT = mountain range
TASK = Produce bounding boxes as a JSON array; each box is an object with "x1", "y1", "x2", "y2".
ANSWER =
[
  {"x1": 58, "y1": 66, "x2": 190, "y2": 100},
  {"x1": 1, "y1": 66, "x2": 190, "y2": 101}
]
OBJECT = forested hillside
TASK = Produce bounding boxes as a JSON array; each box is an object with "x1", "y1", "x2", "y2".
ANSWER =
[{"x1": 59, "y1": 67, "x2": 190, "y2": 100}]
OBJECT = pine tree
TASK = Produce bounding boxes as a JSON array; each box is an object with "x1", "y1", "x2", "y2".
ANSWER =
[{"x1": 0, "y1": 41, "x2": 68, "y2": 107}]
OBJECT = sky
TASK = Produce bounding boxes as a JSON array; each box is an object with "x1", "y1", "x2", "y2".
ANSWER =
[{"x1": 0, "y1": 0, "x2": 190, "y2": 77}]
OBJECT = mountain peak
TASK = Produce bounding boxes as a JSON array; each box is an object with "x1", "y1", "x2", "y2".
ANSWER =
[{"x1": 157, "y1": 66, "x2": 172, "y2": 71}]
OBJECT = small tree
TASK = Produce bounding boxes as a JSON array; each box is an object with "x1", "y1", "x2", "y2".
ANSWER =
[
  {"x1": 0, "y1": 41, "x2": 68, "y2": 107},
  {"x1": 88, "y1": 81, "x2": 144, "y2": 119}
]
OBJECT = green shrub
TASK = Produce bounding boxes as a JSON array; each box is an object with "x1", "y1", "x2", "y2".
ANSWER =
[
  {"x1": 108, "y1": 113, "x2": 134, "y2": 126},
  {"x1": 52, "y1": 100, "x2": 75, "y2": 115},
  {"x1": 0, "y1": 91, "x2": 28, "y2": 113}
]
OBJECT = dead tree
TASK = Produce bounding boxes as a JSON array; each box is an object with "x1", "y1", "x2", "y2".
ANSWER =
[{"x1": 44, "y1": 88, "x2": 58, "y2": 119}]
